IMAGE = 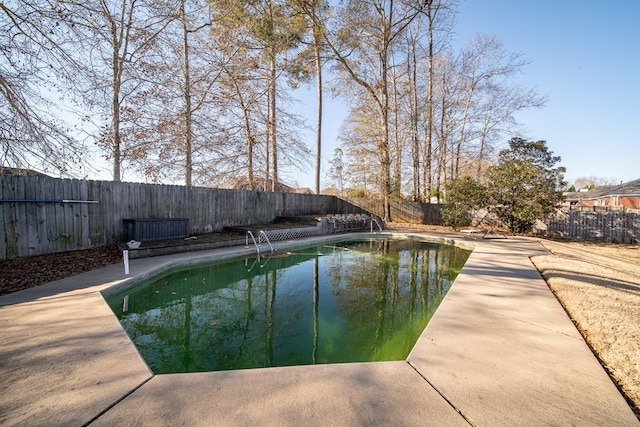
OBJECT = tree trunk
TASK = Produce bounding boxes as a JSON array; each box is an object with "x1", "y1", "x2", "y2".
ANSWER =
[
  {"x1": 179, "y1": 1, "x2": 192, "y2": 187},
  {"x1": 112, "y1": 74, "x2": 121, "y2": 182},
  {"x1": 111, "y1": 23, "x2": 122, "y2": 182},
  {"x1": 409, "y1": 42, "x2": 420, "y2": 201},
  {"x1": 391, "y1": 54, "x2": 401, "y2": 198},
  {"x1": 380, "y1": 51, "x2": 392, "y2": 221},
  {"x1": 423, "y1": 1, "x2": 435, "y2": 202},
  {"x1": 269, "y1": 52, "x2": 277, "y2": 192},
  {"x1": 314, "y1": 28, "x2": 323, "y2": 195}
]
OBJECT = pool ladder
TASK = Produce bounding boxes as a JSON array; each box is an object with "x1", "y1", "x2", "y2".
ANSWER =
[
  {"x1": 246, "y1": 230, "x2": 274, "y2": 258},
  {"x1": 246, "y1": 231, "x2": 260, "y2": 258},
  {"x1": 370, "y1": 218, "x2": 383, "y2": 233},
  {"x1": 259, "y1": 230, "x2": 274, "y2": 253}
]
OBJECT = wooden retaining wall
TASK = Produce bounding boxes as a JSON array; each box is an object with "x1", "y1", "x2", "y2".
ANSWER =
[
  {"x1": 0, "y1": 175, "x2": 363, "y2": 259},
  {"x1": 543, "y1": 209, "x2": 640, "y2": 244}
]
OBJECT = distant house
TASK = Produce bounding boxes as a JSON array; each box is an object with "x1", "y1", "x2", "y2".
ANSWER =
[
  {"x1": 226, "y1": 177, "x2": 314, "y2": 194},
  {"x1": 564, "y1": 179, "x2": 640, "y2": 210},
  {"x1": 1, "y1": 167, "x2": 51, "y2": 177}
]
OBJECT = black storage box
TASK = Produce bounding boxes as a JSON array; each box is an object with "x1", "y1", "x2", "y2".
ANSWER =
[{"x1": 123, "y1": 218, "x2": 189, "y2": 242}]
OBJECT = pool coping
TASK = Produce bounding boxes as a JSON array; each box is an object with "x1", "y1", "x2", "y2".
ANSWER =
[{"x1": 1, "y1": 231, "x2": 638, "y2": 426}]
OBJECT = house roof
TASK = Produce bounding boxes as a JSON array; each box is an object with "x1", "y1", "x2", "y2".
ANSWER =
[
  {"x1": 563, "y1": 186, "x2": 613, "y2": 202},
  {"x1": 224, "y1": 177, "x2": 313, "y2": 194},
  {"x1": 567, "y1": 178, "x2": 640, "y2": 201},
  {"x1": 1, "y1": 167, "x2": 51, "y2": 177},
  {"x1": 606, "y1": 178, "x2": 640, "y2": 196}
]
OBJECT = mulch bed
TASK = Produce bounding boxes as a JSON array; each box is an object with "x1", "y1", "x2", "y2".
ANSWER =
[{"x1": 0, "y1": 245, "x2": 122, "y2": 296}]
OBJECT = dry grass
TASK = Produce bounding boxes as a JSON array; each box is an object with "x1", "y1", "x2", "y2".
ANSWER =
[{"x1": 531, "y1": 240, "x2": 640, "y2": 418}]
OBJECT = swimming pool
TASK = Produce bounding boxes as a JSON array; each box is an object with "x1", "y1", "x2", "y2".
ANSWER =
[{"x1": 106, "y1": 237, "x2": 471, "y2": 374}]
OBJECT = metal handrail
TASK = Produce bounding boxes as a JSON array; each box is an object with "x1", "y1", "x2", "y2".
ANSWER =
[
  {"x1": 259, "y1": 230, "x2": 274, "y2": 253},
  {"x1": 371, "y1": 218, "x2": 383, "y2": 233},
  {"x1": 246, "y1": 231, "x2": 260, "y2": 258}
]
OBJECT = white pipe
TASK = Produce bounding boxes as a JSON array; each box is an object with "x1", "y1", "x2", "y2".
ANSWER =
[{"x1": 123, "y1": 250, "x2": 130, "y2": 275}]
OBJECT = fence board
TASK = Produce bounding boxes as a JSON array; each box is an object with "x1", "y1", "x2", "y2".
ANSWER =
[
  {"x1": 31, "y1": 176, "x2": 44, "y2": 255},
  {"x1": 24, "y1": 178, "x2": 35, "y2": 255},
  {"x1": 88, "y1": 180, "x2": 103, "y2": 246},
  {"x1": 57, "y1": 178, "x2": 67, "y2": 247},
  {"x1": 79, "y1": 179, "x2": 90, "y2": 249},
  {"x1": 14, "y1": 177, "x2": 28, "y2": 257},
  {"x1": 0, "y1": 177, "x2": 6, "y2": 258},
  {"x1": 40, "y1": 177, "x2": 54, "y2": 253},
  {"x1": 2, "y1": 177, "x2": 12, "y2": 258}
]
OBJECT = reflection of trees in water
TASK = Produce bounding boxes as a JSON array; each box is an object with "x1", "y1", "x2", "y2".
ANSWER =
[
  {"x1": 114, "y1": 257, "x2": 308, "y2": 373},
  {"x1": 323, "y1": 240, "x2": 470, "y2": 361},
  {"x1": 313, "y1": 258, "x2": 319, "y2": 364},
  {"x1": 111, "y1": 240, "x2": 470, "y2": 373}
]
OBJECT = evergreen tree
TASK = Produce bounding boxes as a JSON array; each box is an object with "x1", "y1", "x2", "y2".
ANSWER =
[
  {"x1": 441, "y1": 176, "x2": 487, "y2": 230},
  {"x1": 485, "y1": 138, "x2": 565, "y2": 233}
]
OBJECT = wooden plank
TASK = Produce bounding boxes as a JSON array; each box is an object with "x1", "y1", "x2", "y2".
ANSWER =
[
  {"x1": 67, "y1": 178, "x2": 79, "y2": 250},
  {"x1": 194, "y1": 186, "x2": 204, "y2": 234},
  {"x1": 107, "y1": 180, "x2": 119, "y2": 242},
  {"x1": 32, "y1": 175, "x2": 47, "y2": 255},
  {"x1": 88, "y1": 180, "x2": 103, "y2": 246},
  {"x1": 0, "y1": 175, "x2": 12, "y2": 258},
  {"x1": 112, "y1": 181, "x2": 125, "y2": 241},
  {"x1": 14, "y1": 176, "x2": 29, "y2": 257},
  {"x1": 79, "y1": 179, "x2": 90, "y2": 248},
  {"x1": 53, "y1": 178, "x2": 68, "y2": 252},
  {"x1": 142, "y1": 184, "x2": 152, "y2": 218},
  {"x1": 42, "y1": 175, "x2": 57, "y2": 253},
  {"x1": 105, "y1": 180, "x2": 115, "y2": 241},
  {"x1": 69, "y1": 178, "x2": 81, "y2": 250},
  {"x1": 65, "y1": 178, "x2": 75, "y2": 250}
]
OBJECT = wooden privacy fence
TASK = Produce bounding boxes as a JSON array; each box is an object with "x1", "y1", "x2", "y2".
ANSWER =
[
  {"x1": 347, "y1": 197, "x2": 443, "y2": 225},
  {"x1": 542, "y1": 209, "x2": 640, "y2": 244},
  {"x1": 0, "y1": 175, "x2": 364, "y2": 260}
]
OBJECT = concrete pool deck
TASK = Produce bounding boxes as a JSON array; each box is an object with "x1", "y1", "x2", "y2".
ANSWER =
[{"x1": 1, "y1": 232, "x2": 638, "y2": 426}]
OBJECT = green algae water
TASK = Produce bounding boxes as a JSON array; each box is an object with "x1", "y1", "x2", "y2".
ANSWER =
[{"x1": 106, "y1": 238, "x2": 470, "y2": 374}]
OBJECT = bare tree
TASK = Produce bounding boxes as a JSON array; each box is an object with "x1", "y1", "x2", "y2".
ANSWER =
[
  {"x1": 321, "y1": 0, "x2": 429, "y2": 220},
  {"x1": 291, "y1": 0, "x2": 329, "y2": 194},
  {"x1": 126, "y1": 0, "x2": 234, "y2": 187},
  {"x1": 209, "y1": 0, "x2": 305, "y2": 191},
  {"x1": 444, "y1": 34, "x2": 546, "y2": 179},
  {"x1": 0, "y1": 0, "x2": 89, "y2": 175},
  {"x1": 475, "y1": 85, "x2": 546, "y2": 177},
  {"x1": 327, "y1": 147, "x2": 344, "y2": 196},
  {"x1": 55, "y1": 0, "x2": 176, "y2": 182},
  {"x1": 420, "y1": 0, "x2": 455, "y2": 202},
  {"x1": 405, "y1": 26, "x2": 424, "y2": 200},
  {"x1": 336, "y1": 97, "x2": 382, "y2": 197}
]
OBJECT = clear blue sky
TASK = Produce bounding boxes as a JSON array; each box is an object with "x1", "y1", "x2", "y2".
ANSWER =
[
  {"x1": 455, "y1": 0, "x2": 640, "y2": 186},
  {"x1": 297, "y1": 0, "x2": 640, "y2": 190}
]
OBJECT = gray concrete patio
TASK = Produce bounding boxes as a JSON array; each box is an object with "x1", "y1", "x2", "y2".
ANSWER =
[{"x1": 1, "y1": 232, "x2": 638, "y2": 426}]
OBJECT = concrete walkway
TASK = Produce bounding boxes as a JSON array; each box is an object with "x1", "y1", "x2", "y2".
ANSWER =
[{"x1": 1, "y1": 233, "x2": 637, "y2": 426}]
